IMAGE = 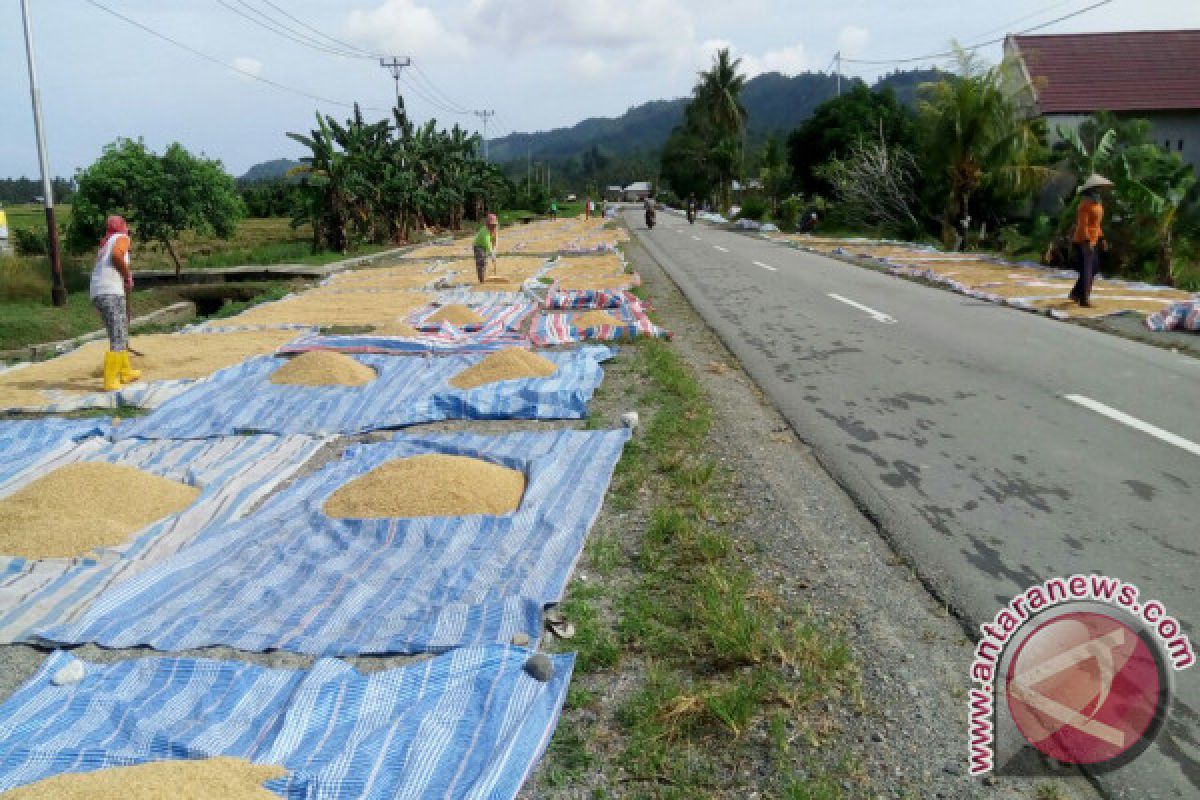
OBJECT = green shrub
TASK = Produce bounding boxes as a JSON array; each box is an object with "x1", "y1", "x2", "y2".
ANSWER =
[
  {"x1": 736, "y1": 196, "x2": 768, "y2": 222},
  {"x1": 775, "y1": 196, "x2": 803, "y2": 231},
  {"x1": 12, "y1": 227, "x2": 48, "y2": 256}
]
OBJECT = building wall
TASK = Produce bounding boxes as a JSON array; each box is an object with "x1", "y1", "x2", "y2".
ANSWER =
[{"x1": 1044, "y1": 112, "x2": 1200, "y2": 170}]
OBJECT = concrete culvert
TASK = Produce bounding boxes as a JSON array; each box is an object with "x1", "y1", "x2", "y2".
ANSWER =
[
  {"x1": 0, "y1": 758, "x2": 287, "y2": 799},
  {"x1": 449, "y1": 348, "x2": 558, "y2": 390},
  {"x1": 268, "y1": 352, "x2": 377, "y2": 387},
  {"x1": 322, "y1": 454, "x2": 525, "y2": 519},
  {"x1": 0, "y1": 462, "x2": 200, "y2": 560}
]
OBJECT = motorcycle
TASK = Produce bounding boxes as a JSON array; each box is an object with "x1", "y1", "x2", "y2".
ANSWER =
[
  {"x1": 686, "y1": 206, "x2": 696, "y2": 224},
  {"x1": 645, "y1": 208, "x2": 656, "y2": 229}
]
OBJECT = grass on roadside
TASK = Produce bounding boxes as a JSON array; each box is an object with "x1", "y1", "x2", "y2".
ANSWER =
[{"x1": 542, "y1": 335, "x2": 860, "y2": 797}]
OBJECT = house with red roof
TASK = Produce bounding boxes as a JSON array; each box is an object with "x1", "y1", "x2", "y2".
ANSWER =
[{"x1": 1005, "y1": 30, "x2": 1200, "y2": 169}]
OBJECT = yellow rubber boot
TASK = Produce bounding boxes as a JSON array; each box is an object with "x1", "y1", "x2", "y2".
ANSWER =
[
  {"x1": 102, "y1": 351, "x2": 124, "y2": 392},
  {"x1": 117, "y1": 351, "x2": 141, "y2": 383}
]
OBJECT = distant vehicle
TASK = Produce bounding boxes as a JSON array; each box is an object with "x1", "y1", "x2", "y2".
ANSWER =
[{"x1": 565, "y1": 194, "x2": 577, "y2": 202}]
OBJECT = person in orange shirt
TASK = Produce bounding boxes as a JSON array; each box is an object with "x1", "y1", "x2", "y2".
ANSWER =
[{"x1": 1069, "y1": 174, "x2": 1114, "y2": 308}]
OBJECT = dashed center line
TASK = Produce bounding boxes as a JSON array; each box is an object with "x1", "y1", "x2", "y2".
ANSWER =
[
  {"x1": 753, "y1": 261, "x2": 777, "y2": 271},
  {"x1": 691, "y1": 235, "x2": 701, "y2": 241},
  {"x1": 827, "y1": 293, "x2": 897, "y2": 324},
  {"x1": 713, "y1": 245, "x2": 728, "y2": 252},
  {"x1": 1064, "y1": 395, "x2": 1200, "y2": 458}
]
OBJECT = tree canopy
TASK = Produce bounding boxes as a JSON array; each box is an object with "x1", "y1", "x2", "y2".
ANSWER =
[{"x1": 67, "y1": 138, "x2": 242, "y2": 275}]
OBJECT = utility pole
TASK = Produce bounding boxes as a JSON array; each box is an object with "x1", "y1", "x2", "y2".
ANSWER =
[
  {"x1": 473, "y1": 110, "x2": 495, "y2": 161},
  {"x1": 19, "y1": 0, "x2": 66, "y2": 306},
  {"x1": 835, "y1": 51, "x2": 842, "y2": 97},
  {"x1": 379, "y1": 56, "x2": 411, "y2": 109},
  {"x1": 527, "y1": 147, "x2": 531, "y2": 198}
]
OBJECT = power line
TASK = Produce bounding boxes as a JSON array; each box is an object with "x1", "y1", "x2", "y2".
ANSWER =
[
  {"x1": 842, "y1": 0, "x2": 1113, "y2": 65},
  {"x1": 411, "y1": 64, "x2": 473, "y2": 115},
  {"x1": 83, "y1": 0, "x2": 384, "y2": 111},
  {"x1": 215, "y1": 0, "x2": 367, "y2": 59},
  {"x1": 252, "y1": 0, "x2": 382, "y2": 58},
  {"x1": 398, "y1": 72, "x2": 473, "y2": 117},
  {"x1": 966, "y1": 0, "x2": 1083, "y2": 41}
]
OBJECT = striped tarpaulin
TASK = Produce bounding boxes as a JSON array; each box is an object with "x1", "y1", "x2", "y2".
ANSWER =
[
  {"x1": 545, "y1": 288, "x2": 649, "y2": 312},
  {"x1": 410, "y1": 301, "x2": 537, "y2": 332},
  {"x1": 1146, "y1": 301, "x2": 1200, "y2": 332},
  {"x1": 531, "y1": 306, "x2": 671, "y2": 347},
  {"x1": 113, "y1": 348, "x2": 612, "y2": 440},
  {"x1": 0, "y1": 419, "x2": 108, "y2": 486},
  {"x1": 0, "y1": 646, "x2": 572, "y2": 799},
  {"x1": 0, "y1": 434, "x2": 324, "y2": 643},
  {"x1": 42, "y1": 429, "x2": 630, "y2": 655},
  {"x1": 0, "y1": 362, "x2": 202, "y2": 413}
]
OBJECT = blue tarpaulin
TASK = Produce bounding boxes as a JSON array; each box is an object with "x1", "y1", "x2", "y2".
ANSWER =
[
  {"x1": 0, "y1": 418, "x2": 108, "y2": 486},
  {"x1": 42, "y1": 429, "x2": 630, "y2": 655},
  {"x1": 0, "y1": 646, "x2": 572, "y2": 799},
  {"x1": 113, "y1": 347, "x2": 612, "y2": 440},
  {"x1": 0, "y1": 435, "x2": 324, "y2": 644}
]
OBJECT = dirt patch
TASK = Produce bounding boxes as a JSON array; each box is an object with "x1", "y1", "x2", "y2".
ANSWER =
[
  {"x1": 427, "y1": 305, "x2": 485, "y2": 327},
  {"x1": 0, "y1": 462, "x2": 199, "y2": 559},
  {"x1": 449, "y1": 348, "x2": 557, "y2": 389},
  {"x1": 269, "y1": 352, "x2": 377, "y2": 387},
  {"x1": 0, "y1": 330, "x2": 298, "y2": 408},
  {"x1": 0, "y1": 757, "x2": 287, "y2": 799},
  {"x1": 323, "y1": 454, "x2": 525, "y2": 519}
]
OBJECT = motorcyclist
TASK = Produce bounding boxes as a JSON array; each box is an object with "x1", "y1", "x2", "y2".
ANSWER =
[
  {"x1": 643, "y1": 195, "x2": 656, "y2": 229},
  {"x1": 686, "y1": 194, "x2": 697, "y2": 224}
]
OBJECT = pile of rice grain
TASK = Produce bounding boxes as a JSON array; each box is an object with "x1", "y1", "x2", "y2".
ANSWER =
[
  {"x1": 0, "y1": 462, "x2": 200, "y2": 560},
  {"x1": 323, "y1": 454, "x2": 524, "y2": 519},
  {"x1": 0, "y1": 758, "x2": 287, "y2": 799},
  {"x1": 370, "y1": 321, "x2": 421, "y2": 337},
  {"x1": 573, "y1": 310, "x2": 623, "y2": 329},
  {"x1": 268, "y1": 352, "x2": 377, "y2": 387},
  {"x1": 427, "y1": 304, "x2": 485, "y2": 326},
  {"x1": 449, "y1": 348, "x2": 558, "y2": 389}
]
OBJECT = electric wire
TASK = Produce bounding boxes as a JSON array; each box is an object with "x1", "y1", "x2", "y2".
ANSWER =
[
  {"x1": 216, "y1": 0, "x2": 367, "y2": 59},
  {"x1": 252, "y1": 0, "x2": 384, "y2": 58},
  {"x1": 411, "y1": 64, "x2": 473, "y2": 114},
  {"x1": 83, "y1": 0, "x2": 385, "y2": 111},
  {"x1": 842, "y1": 0, "x2": 1112, "y2": 65}
]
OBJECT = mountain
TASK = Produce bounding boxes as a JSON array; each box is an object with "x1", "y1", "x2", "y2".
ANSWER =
[
  {"x1": 487, "y1": 68, "x2": 941, "y2": 170},
  {"x1": 238, "y1": 158, "x2": 301, "y2": 184}
]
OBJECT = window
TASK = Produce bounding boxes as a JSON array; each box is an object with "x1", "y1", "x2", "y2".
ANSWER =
[{"x1": 1180, "y1": 140, "x2": 1186, "y2": 152}]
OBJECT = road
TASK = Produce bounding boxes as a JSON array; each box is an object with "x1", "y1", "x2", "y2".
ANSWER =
[{"x1": 628, "y1": 209, "x2": 1200, "y2": 798}]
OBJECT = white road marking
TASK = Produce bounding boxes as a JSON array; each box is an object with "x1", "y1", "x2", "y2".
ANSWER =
[
  {"x1": 1064, "y1": 395, "x2": 1200, "y2": 458},
  {"x1": 753, "y1": 261, "x2": 777, "y2": 272},
  {"x1": 827, "y1": 293, "x2": 897, "y2": 324},
  {"x1": 713, "y1": 245, "x2": 728, "y2": 252}
]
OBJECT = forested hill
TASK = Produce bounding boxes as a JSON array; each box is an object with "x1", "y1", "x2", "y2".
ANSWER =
[{"x1": 486, "y1": 68, "x2": 942, "y2": 166}]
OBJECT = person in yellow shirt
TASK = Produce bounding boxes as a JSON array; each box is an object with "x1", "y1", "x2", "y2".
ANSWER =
[{"x1": 1069, "y1": 174, "x2": 1113, "y2": 308}]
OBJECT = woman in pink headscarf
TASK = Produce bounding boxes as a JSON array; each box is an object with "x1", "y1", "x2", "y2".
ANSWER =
[{"x1": 90, "y1": 215, "x2": 140, "y2": 390}]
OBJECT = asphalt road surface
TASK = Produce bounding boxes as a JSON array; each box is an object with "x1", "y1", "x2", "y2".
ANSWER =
[{"x1": 629, "y1": 209, "x2": 1200, "y2": 798}]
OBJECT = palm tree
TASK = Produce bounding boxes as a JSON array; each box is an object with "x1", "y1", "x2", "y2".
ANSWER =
[
  {"x1": 695, "y1": 48, "x2": 748, "y2": 210},
  {"x1": 919, "y1": 50, "x2": 1049, "y2": 248}
]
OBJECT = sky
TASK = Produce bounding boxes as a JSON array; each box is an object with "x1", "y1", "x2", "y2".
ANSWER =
[{"x1": 2, "y1": 0, "x2": 1199, "y2": 181}]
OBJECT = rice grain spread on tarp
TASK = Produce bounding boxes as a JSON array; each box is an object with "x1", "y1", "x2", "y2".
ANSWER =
[
  {"x1": 0, "y1": 330, "x2": 298, "y2": 408},
  {"x1": 449, "y1": 347, "x2": 558, "y2": 389},
  {"x1": 323, "y1": 454, "x2": 524, "y2": 518},
  {"x1": 573, "y1": 310, "x2": 624, "y2": 328},
  {"x1": 427, "y1": 304, "x2": 486, "y2": 327},
  {"x1": 268, "y1": 352, "x2": 377, "y2": 387},
  {"x1": 0, "y1": 462, "x2": 199, "y2": 559},
  {"x1": 0, "y1": 758, "x2": 286, "y2": 800}
]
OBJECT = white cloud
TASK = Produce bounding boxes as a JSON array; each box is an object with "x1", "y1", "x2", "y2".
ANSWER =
[
  {"x1": 740, "y1": 43, "x2": 812, "y2": 78},
  {"x1": 837, "y1": 25, "x2": 871, "y2": 59},
  {"x1": 464, "y1": 0, "x2": 695, "y2": 52},
  {"x1": 231, "y1": 56, "x2": 263, "y2": 77},
  {"x1": 344, "y1": 0, "x2": 468, "y2": 59},
  {"x1": 570, "y1": 51, "x2": 608, "y2": 81}
]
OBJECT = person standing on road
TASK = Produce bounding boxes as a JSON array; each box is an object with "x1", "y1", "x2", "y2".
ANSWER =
[
  {"x1": 90, "y1": 215, "x2": 141, "y2": 391},
  {"x1": 686, "y1": 193, "x2": 697, "y2": 224},
  {"x1": 473, "y1": 213, "x2": 499, "y2": 283},
  {"x1": 549, "y1": 200, "x2": 558, "y2": 220},
  {"x1": 1069, "y1": 174, "x2": 1113, "y2": 308},
  {"x1": 584, "y1": 197, "x2": 594, "y2": 220}
]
